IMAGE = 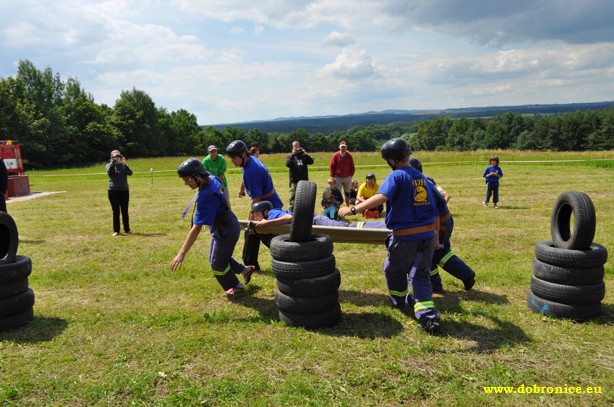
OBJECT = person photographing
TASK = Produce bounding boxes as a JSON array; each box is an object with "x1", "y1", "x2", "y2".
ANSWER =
[{"x1": 106, "y1": 149, "x2": 133, "y2": 236}]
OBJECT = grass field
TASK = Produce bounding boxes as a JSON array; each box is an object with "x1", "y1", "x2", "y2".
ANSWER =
[{"x1": 1, "y1": 150, "x2": 613, "y2": 406}]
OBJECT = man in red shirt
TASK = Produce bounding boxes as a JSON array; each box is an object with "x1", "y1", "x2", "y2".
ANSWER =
[{"x1": 329, "y1": 140, "x2": 355, "y2": 207}]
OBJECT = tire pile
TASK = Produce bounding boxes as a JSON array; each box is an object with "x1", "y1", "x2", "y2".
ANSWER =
[
  {"x1": 272, "y1": 181, "x2": 341, "y2": 329},
  {"x1": 1, "y1": 212, "x2": 35, "y2": 331},
  {"x1": 527, "y1": 191, "x2": 608, "y2": 321}
]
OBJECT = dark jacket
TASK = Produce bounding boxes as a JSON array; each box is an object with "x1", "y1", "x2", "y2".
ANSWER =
[
  {"x1": 286, "y1": 152, "x2": 314, "y2": 183},
  {"x1": 0, "y1": 159, "x2": 8, "y2": 194}
]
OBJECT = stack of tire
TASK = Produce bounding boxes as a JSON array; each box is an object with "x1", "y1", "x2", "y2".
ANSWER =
[
  {"x1": 0, "y1": 212, "x2": 35, "y2": 331},
  {"x1": 527, "y1": 191, "x2": 608, "y2": 321},
  {"x1": 272, "y1": 181, "x2": 341, "y2": 329}
]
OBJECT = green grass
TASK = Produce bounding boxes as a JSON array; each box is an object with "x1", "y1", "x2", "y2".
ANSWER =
[{"x1": 1, "y1": 151, "x2": 613, "y2": 406}]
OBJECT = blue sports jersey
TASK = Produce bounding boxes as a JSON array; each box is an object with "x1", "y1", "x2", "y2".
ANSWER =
[
  {"x1": 377, "y1": 166, "x2": 437, "y2": 240},
  {"x1": 483, "y1": 165, "x2": 503, "y2": 186},
  {"x1": 243, "y1": 156, "x2": 284, "y2": 209},
  {"x1": 193, "y1": 175, "x2": 228, "y2": 226}
]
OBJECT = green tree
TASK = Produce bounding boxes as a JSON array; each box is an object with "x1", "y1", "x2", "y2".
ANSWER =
[{"x1": 111, "y1": 88, "x2": 161, "y2": 157}]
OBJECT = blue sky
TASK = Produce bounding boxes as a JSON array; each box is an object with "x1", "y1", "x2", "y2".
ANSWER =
[{"x1": 1, "y1": 0, "x2": 613, "y2": 125}]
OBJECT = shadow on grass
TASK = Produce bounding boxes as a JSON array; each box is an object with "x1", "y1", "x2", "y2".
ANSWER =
[
  {"x1": 231, "y1": 286, "x2": 404, "y2": 338},
  {"x1": 0, "y1": 316, "x2": 67, "y2": 343},
  {"x1": 18, "y1": 238, "x2": 45, "y2": 245},
  {"x1": 441, "y1": 316, "x2": 531, "y2": 353}
]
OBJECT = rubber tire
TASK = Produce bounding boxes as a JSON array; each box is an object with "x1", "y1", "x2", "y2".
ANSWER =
[
  {"x1": 532, "y1": 258, "x2": 604, "y2": 286},
  {"x1": 551, "y1": 191, "x2": 596, "y2": 250},
  {"x1": 530, "y1": 276, "x2": 605, "y2": 305},
  {"x1": 0, "y1": 212, "x2": 18, "y2": 265},
  {"x1": 0, "y1": 256, "x2": 33, "y2": 282},
  {"x1": 526, "y1": 291, "x2": 600, "y2": 321},
  {"x1": 534, "y1": 240, "x2": 608, "y2": 268},
  {"x1": 0, "y1": 277, "x2": 29, "y2": 299},
  {"x1": 270, "y1": 233, "x2": 333, "y2": 262},
  {"x1": 278, "y1": 303, "x2": 342, "y2": 329},
  {"x1": 0, "y1": 288, "x2": 35, "y2": 317},
  {"x1": 275, "y1": 289, "x2": 339, "y2": 314},
  {"x1": 290, "y1": 180, "x2": 317, "y2": 242},
  {"x1": 272, "y1": 255, "x2": 336, "y2": 280},
  {"x1": 277, "y1": 268, "x2": 341, "y2": 297},
  {"x1": 0, "y1": 306, "x2": 34, "y2": 331}
]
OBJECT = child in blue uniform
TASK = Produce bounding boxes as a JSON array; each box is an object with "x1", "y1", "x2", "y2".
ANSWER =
[
  {"x1": 226, "y1": 140, "x2": 284, "y2": 209},
  {"x1": 339, "y1": 138, "x2": 441, "y2": 334},
  {"x1": 410, "y1": 157, "x2": 476, "y2": 294},
  {"x1": 226, "y1": 140, "x2": 284, "y2": 270},
  {"x1": 483, "y1": 155, "x2": 503, "y2": 208},
  {"x1": 170, "y1": 158, "x2": 255, "y2": 297}
]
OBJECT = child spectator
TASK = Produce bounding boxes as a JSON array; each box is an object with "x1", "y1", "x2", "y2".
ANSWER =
[
  {"x1": 327, "y1": 178, "x2": 344, "y2": 205},
  {"x1": 482, "y1": 155, "x2": 503, "y2": 208},
  {"x1": 321, "y1": 187, "x2": 341, "y2": 219},
  {"x1": 349, "y1": 179, "x2": 359, "y2": 205}
]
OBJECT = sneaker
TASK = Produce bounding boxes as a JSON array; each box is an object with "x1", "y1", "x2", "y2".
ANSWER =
[
  {"x1": 125, "y1": 230, "x2": 133, "y2": 235},
  {"x1": 493, "y1": 204, "x2": 498, "y2": 209},
  {"x1": 225, "y1": 286, "x2": 244, "y2": 297},
  {"x1": 482, "y1": 201, "x2": 488, "y2": 207},
  {"x1": 242, "y1": 265, "x2": 256, "y2": 284},
  {"x1": 463, "y1": 276, "x2": 476, "y2": 291},
  {"x1": 420, "y1": 318, "x2": 441, "y2": 335},
  {"x1": 112, "y1": 232, "x2": 120, "y2": 237}
]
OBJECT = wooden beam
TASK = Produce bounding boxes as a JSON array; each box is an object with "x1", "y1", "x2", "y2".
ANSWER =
[{"x1": 239, "y1": 220, "x2": 390, "y2": 244}]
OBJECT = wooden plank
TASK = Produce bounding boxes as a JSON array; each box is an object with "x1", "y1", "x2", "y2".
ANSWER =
[{"x1": 239, "y1": 220, "x2": 390, "y2": 244}]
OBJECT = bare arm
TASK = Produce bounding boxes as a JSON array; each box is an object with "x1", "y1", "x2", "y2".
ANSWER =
[{"x1": 255, "y1": 214, "x2": 293, "y2": 228}]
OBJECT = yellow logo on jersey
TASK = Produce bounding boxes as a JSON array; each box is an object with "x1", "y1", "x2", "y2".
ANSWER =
[{"x1": 414, "y1": 186, "x2": 427, "y2": 202}]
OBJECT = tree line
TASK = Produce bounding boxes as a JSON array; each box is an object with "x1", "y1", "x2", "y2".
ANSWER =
[{"x1": 1, "y1": 60, "x2": 612, "y2": 169}]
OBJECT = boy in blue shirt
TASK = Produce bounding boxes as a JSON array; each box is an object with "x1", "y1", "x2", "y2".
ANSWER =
[
  {"x1": 483, "y1": 155, "x2": 503, "y2": 208},
  {"x1": 339, "y1": 138, "x2": 441, "y2": 334},
  {"x1": 226, "y1": 140, "x2": 285, "y2": 270}
]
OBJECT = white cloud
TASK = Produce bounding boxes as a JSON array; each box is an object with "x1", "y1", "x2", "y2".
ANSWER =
[
  {"x1": 321, "y1": 48, "x2": 377, "y2": 79},
  {"x1": 0, "y1": 0, "x2": 613, "y2": 123},
  {"x1": 323, "y1": 31, "x2": 355, "y2": 47}
]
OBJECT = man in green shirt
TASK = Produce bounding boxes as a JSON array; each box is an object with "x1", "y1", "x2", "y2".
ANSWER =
[{"x1": 203, "y1": 145, "x2": 230, "y2": 203}]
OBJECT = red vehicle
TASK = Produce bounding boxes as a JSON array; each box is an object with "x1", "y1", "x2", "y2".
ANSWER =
[{"x1": 1, "y1": 140, "x2": 30, "y2": 198}]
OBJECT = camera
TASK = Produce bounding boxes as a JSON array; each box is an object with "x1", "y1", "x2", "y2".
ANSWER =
[{"x1": 295, "y1": 148, "x2": 304, "y2": 155}]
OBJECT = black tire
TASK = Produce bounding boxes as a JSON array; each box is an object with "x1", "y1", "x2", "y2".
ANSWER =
[
  {"x1": 551, "y1": 191, "x2": 596, "y2": 250},
  {"x1": 0, "y1": 306, "x2": 34, "y2": 331},
  {"x1": 0, "y1": 212, "x2": 18, "y2": 265},
  {"x1": 526, "y1": 291, "x2": 600, "y2": 321},
  {"x1": 275, "y1": 289, "x2": 339, "y2": 314},
  {"x1": 272, "y1": 255, "x2": 336, "y2": 280},
  {"x1": 0, "y1": 288, "x2": 35, "y2": 317},
  {"x1": 278, "y1": 303, "x2": 342, "y2": 329},
  {"x1": 270, "y1": 233, "x2": 333, "y2": 262},
  {"x1": 0, "y1": 255, "x2": 33, "y2": 282},
  {"x1": 534, "y1": 240, "x2": 608, "y2": 269},
  {"x1": 530, "y1": 276, "x2": 605, "y2": 305},
  {"x1": 0, "y1": 277, "x2": 29, "y2": 299},
  {"x1": 290, "y1": 180, "x2": 317, "y2": 242},
  {"x1": 277, "y1": 268, "x2": 341, "y2": 297},
  {"x1": 532, "y1": 258, "x2": 604, "y2": 286}
]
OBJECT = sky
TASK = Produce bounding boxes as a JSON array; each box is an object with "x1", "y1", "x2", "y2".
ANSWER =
[{"x1": 1, "y1": 0, "x2": 614, "y2": 125}]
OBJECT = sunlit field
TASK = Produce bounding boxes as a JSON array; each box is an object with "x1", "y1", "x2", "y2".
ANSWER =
[{"x1": 1, "y1": 150, "x2": 613, "y2": 406}]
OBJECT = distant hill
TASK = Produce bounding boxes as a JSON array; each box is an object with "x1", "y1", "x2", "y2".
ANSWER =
[{"x1": 206, "y1": 101, "x2": 614, "y2": 134}]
